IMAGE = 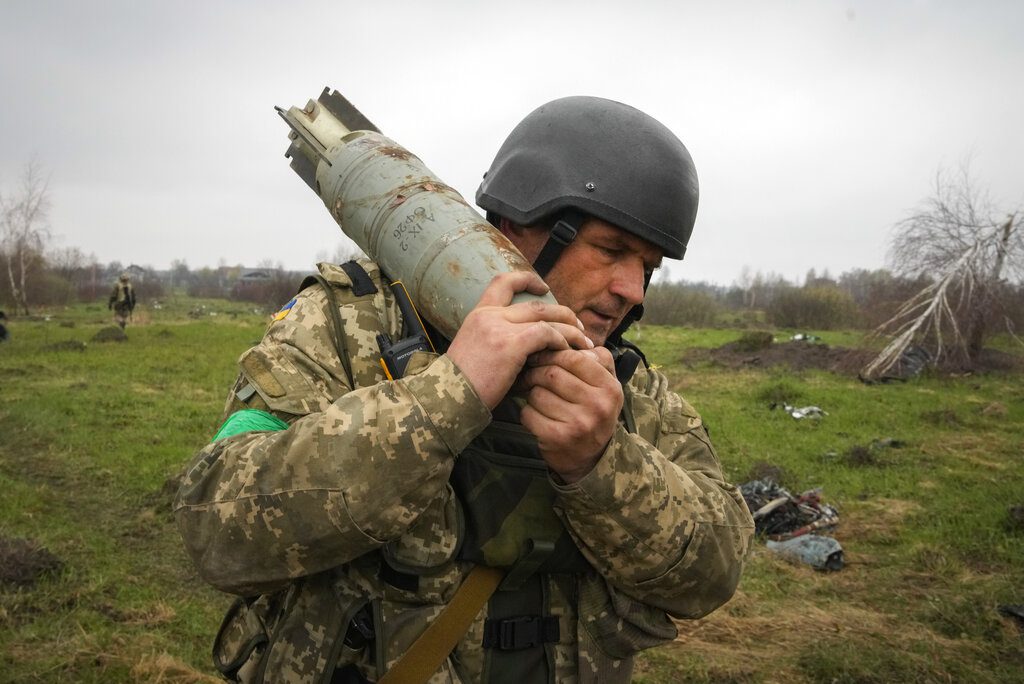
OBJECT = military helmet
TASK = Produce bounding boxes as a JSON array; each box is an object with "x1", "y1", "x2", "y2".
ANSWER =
[{"x1": 476, "y1": 95, "x2": 699, "y2": 260}]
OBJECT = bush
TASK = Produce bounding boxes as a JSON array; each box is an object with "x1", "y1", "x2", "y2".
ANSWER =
[
  {"x1": 643, "y1": 282, "x2": 720, "y2": 326},
  {"x1": 767, "y1": 285, "x2": 857, "y2": 330}
]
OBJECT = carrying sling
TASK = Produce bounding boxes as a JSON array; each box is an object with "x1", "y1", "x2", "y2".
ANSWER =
[{"x1": 377, "y1": 565, "x2": 504, "y2": 684}]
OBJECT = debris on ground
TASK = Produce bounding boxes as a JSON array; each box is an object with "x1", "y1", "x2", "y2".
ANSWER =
[
  {"x1": 766, "y1": 535, "x2": 844, "y2": 571},
  {"x1": 740, "y1": 479, "x2": 844, "y2": 571},
  {"x1": 860, "y1": 345, "x2": 931, "y2": 384},
  {"x1": 789, "y1": 333, "x2": 821, "y2": 342},
  {"x1": 997, "y1": 604, "x2": 1024, "y2": 630},
  {"x1": 771, "y1": 403, "x2": 828, "y2": 419}
]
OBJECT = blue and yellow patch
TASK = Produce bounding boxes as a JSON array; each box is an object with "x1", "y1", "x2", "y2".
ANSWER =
[{"x1": 273, "y1": 297, "x2": 297, "y2": 321}]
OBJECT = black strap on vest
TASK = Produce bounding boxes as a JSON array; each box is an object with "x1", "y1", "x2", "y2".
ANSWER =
[
  {"x1": 531, "y1": 210, "x2": 584, "y2": 278},
  {"x1": 297, "y1": 260, "x2": 377, "y2": 387},
  {"x1": 339, "y1": 261, "x2": 378, "y2": 296},
  {"x1": 482, "y1": 615, "x2": 560, "y2": 651}
]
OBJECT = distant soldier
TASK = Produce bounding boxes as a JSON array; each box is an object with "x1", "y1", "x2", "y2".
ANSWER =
[
  {"x1": 107, "y1": 273, "x2": 136, "y2": 329},
  {"x1": 0, "y1": 310, "x2": 8, "y2": 342}
]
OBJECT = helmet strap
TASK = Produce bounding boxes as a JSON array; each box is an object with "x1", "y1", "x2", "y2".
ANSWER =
[
  {"x1": 607, "y1": 268, "x2": 653, "y2": 345},
  {"x1": 531, "y1": 210, "x2": 584, "y2": 278}
]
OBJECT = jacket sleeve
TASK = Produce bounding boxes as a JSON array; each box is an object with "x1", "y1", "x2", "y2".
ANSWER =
[
  {"x1": 173, "y1": 286, "x2": 491, "y2": 596},
  {"x1": 551, "y1": 367, "x2": 754, "y2": 619}
]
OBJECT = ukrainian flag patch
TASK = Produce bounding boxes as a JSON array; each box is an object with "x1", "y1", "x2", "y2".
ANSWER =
[{"x1": 273, "y1": 297, "x2": 297, "y2": 321}]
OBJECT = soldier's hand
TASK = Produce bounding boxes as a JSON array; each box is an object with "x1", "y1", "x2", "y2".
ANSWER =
[
  {"x1": 517, "y1": 347, "x2": 621, "y2": 483},
  {"x1": 447, "y1": 271, "x2": 592, "y2": 410}
]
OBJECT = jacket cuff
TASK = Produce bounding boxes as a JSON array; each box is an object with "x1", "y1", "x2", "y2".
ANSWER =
[{"x1": 548, "y1": 425, "x2": 635, "y2": 507}]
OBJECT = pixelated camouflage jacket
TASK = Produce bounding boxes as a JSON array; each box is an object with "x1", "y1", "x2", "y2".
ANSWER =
[{"x1": 174, "y1": 259, "x2": 754, "y2": 684}]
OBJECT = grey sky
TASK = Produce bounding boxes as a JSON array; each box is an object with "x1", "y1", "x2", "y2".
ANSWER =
[{"x1": 2, "y1": 0, "x2": 1021, "y2": 285}]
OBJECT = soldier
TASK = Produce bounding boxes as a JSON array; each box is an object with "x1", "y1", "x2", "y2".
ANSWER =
[
  {"x1": 107, "y1": 272, "x2": 136, "y2": 329},
  {"x1": 175, "y1": 96, "x2": 754, "y2": 683}
]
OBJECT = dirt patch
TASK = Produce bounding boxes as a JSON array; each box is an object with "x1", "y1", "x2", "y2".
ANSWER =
[
  {"x1": 684, "y1": 340, "x2": 875, "y2": 374},
  {"x1": 683, "y1": 339, "x2": 1022, "y2": 377},
  {"x1": 0, "y1": 536, "x2": 64, "y2": 586}
]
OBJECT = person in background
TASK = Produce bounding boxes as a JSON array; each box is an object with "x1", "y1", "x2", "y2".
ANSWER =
[{"x1": 107, "y1": 273, "x2": 135, "y2": 329}]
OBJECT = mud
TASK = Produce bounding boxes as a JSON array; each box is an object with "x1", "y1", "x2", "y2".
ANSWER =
[{"x1": 0, "y1": 536, "x2": 63, "y2": 587}]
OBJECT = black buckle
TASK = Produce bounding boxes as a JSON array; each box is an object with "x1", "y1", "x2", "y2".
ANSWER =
[
  {"x1": 483, "y1": 615, "x2": 560, "y2": 650},
  {"x1": 550, "y1": 219, "x2": 578, "y2": 246}
]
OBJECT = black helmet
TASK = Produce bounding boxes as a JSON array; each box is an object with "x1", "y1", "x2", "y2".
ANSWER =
[{"x1": 476, "y1": 95, "x2": 699, "y2": 261}]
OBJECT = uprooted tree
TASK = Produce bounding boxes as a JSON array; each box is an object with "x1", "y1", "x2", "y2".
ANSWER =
[
  {"x1": 0, "y1": 162, "x2": 51, "y2": 315},
  {"x1": 862, "y1": 163, "x2": 1023, "y2": 380}
]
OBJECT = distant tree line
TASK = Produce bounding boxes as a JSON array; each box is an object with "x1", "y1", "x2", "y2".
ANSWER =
[
  {"x1": 0, "y1": 248, "x2": 307, "y2": 313},
  {"x1": 643, "y1": 266, "x2": 1024, "y2": 333}
]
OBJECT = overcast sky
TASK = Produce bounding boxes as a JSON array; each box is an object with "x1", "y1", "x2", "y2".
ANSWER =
[{"x1": 2, "y1": 1, "x2": 1021, "y2": 286}]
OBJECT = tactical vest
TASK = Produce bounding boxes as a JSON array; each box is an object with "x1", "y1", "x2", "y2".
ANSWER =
[
  {"x1": 217, "y1": 262, "x2": 645, "y2": 684},
  {"x1": 448, "y1": 417, "x2": 600, "y2": 682}
]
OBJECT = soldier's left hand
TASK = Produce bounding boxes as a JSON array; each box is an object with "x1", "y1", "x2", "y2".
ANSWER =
[{"x1": 517, "y1": 347, "x2": 621, "y2": 483}]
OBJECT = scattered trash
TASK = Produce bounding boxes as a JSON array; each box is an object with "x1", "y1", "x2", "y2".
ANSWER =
[
  {"x1": 767, "y1": 535, "x2": 844, "y2": 571},
  {"x1": 771, "y1": 403, "x2": 828, "y2": 419},
  {"x1": 790, "y1": 333, "x2": 822, "y2": 342},
  {"x1": 740, "y1": 480, "x2": 839, "y2": 540},
  {"x1": 861, "y1": 345, "x2": 931, "y2": 384},
  {"x1": 740, "y1": 479, "x2": 844, "y2": 571}
]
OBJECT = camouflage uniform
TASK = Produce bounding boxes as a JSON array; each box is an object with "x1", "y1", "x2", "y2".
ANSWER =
[
  {"x1": 175, "y1": 259, "x2": 753, "y2": 683},
  {"x1": 108, "y1": 277, "x2": 135, "y2": 328}
]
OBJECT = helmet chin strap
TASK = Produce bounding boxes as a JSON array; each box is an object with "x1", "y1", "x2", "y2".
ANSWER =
[{"x1": 530, "y1": 210, "x2": 584, "y2": 278}]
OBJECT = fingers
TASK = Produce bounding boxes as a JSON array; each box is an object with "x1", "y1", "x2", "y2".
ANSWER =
[
  {"x1": 524, "y1": 347, "x2": 615, "y2": 383},
  {"x1": 475, "y1": 271, "x2": 550, "y2": 307}
]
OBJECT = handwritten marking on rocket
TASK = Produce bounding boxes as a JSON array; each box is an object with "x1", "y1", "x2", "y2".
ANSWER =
[{"x1": 393, "y1": 207, "x2": 436, "y2": 251}]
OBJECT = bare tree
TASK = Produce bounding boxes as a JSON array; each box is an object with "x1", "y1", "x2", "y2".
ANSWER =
[
  {"x1": 863, "y1": 162, "x2": 1022, "y2": 378},
  {"x1": 0, "y1": 162, "x2": 51, "y2": 315}
]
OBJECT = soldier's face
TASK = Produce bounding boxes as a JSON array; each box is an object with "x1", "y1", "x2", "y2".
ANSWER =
[{"x1": 510, "y1": 218, "x2": 663, "y2": 346}]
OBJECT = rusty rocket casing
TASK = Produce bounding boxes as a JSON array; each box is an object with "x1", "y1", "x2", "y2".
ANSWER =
[{"x1": 277, "y1": 88, "x2": 554, "y2": 341}]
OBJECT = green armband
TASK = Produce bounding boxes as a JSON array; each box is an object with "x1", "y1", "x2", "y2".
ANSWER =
[{"x1": 211, "y1": 409, "x2": 289, "y2": 442}]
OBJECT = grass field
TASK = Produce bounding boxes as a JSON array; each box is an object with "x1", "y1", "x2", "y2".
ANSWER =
[{"x1": 1, "y1": 299, "x2": 1022, "y2": 683}]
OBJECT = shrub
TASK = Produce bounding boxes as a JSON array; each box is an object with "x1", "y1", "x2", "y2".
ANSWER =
[
  {"x1": 767, "y1": 285, "x2": 857, "y2": 330},
  {"x1": 643, "y1": 282, "x2": 719, "y2": 327}
]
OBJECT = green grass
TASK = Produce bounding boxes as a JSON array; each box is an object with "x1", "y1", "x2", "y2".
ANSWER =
[
  {"x1": 2, "y1": 302, "x2": 1022, "y2": 682},
  {"x1": 0, "y1": 302, "x2": 266, "y2": 681}
]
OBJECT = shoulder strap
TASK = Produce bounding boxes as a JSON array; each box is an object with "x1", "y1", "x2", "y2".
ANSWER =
[
  {"x1": 297, "y1": 272, "x2": 354, "y2": 386},
  {"x1": 296, "y1": 261, "x2": 378, "y2": 388},
  {"x1": 377, "y1": 565, "x2": 504, "y2": 684},
  {"x1": 339, "y1": 260, "x2": 378, "y2": 296}
]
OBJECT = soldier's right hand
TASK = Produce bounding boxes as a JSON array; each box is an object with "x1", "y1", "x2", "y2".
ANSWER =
[{"x1": 446, "y1": 271, "x2": 592, "y2": 410}]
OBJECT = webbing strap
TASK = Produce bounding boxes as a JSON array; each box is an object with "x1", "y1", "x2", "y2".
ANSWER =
[
  {"x1": 307, "y1": 273, "x2": 354, "y2": 387},
  {"x1": 377, "y1": 565, "x2": 503, "y2": 684},
  {"x1": 339, "y1": 260, "x2": 378, "y2": 296},
  {"x1": 531, "y1": 211, "x2": 583, "y2": 278}
]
